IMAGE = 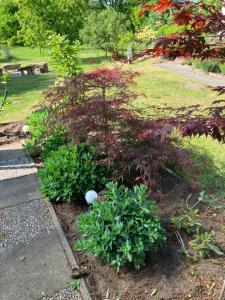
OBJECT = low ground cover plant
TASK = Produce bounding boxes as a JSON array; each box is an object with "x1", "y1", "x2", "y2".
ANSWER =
[
  {"x1": 38, "y1": 143, "x2": 111, "y2": 202},
  {"x1": 25, "y1": 107, "x2": 68, "y2": 158},
  {"x1": 76, "y1": 182, "x2": 166, "y2": 271},
  {"x1": 171, "y1": 193, "x2": 224, "y2": 259}
]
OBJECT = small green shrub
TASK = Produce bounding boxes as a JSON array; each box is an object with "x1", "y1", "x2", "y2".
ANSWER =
[
  {"x1": 26, "y1": 107, "x2": 49, "y2": 146},
  {"x1": 71, "y1": 280, "x2": 80, "y2": 290},
  {"x1": 171, "y1": 208, "x2": 202, "y2": 234},
  {"x1": 38, "y1": 144, "x2": 110, "y2": 202},
  {"x1": 190, "y1": 230, "x2": 224, "y2": 258},
  {"x1": 192, "y1": 59, "x2": 221, "y2": 73},
  {"x1": 25, "y1": 108, "x2": 68, "y2": 157},
  {"x1": 181, "y1": 59, "x2": 192, "y2": 66},
  {"x1": 41, "y1": 125, "x2": 68, "y2": 159},
  {"x1": 219, "y1": 63, "x2": 225, "y2": 74},
  {"x1": 76, "y1": 182, "x2": 166, "y2": 271}
]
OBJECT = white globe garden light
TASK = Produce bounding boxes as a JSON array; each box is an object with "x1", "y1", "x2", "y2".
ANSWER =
[
  {"x1": 85, "y1": 190, "x2": 98, "y2": 205},
  {"x1": 22, "y1": 125, "x2": 30, "y2": 134}
]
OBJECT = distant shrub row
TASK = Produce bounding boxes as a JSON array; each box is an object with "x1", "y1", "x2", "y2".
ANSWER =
[{"x1": 182, "y1": 59, "x2": 225, "y2": 74}]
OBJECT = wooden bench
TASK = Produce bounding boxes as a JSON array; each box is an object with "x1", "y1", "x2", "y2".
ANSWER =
[
  {"x1": 3, "y1": 64, "x2": 21, "y2": 73},
  {"x1": 18, "y1": 65, "x2": 36, "y2": 76}
]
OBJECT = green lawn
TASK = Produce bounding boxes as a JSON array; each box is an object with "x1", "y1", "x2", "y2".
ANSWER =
[
  {"x1": 0, "y1": 46, "x2": 112, "y2": 122},
  {"x1": 1, "y1": 46, "x2": 224, "y2": 198}
]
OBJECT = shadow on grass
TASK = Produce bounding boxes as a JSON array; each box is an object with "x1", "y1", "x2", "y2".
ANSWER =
[
  {"x1": 6, "y1": 73, "x2": 56, "y2": 98},
  {"x1": 0, "y1": 56, "x2": 32, "y2": 64},
  {"x1": 183, "y1": 143, "x2": 225, "y2": 197}
]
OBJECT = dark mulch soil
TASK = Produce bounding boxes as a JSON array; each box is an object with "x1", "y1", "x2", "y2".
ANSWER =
[
  {"x1": 54, "y1": 184, "x2": 225, "y2": 300},
  {"x1": 0, "y1": 121, "x2": 25, "y2": 145}
]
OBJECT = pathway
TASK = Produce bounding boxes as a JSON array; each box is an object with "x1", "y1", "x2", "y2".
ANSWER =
[
  {"x1": 158, "y1": 60, "x2": 225, "y2": 87},
  {"x1": 0, "y1": 142, "x2": 82, "y2": 300}
]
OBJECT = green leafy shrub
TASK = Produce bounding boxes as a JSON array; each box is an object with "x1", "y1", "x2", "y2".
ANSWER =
[
  {"x1": 48, "y1": 33, "x2": 81, "y2": 77},
  {"x1": 25, "y1": 108, "x2": 68, "y2": 158},
  {"x1": 38, "y1": 144, "x2": 111, "y2": 202},
  {"x1": 76, "y1": 182, "x2": 166, "y2": 271},
  {"x1": 41, "y1": 125, "x2": 68, "y2": 159},
  {"x1": 190, "y1": 230, "x2": 224, "y2": 258},
  {"x1": 171, "y1": 208, "x2": 202, "y2": 234},
  {"x1": 25, "y1": 107, "x2": 49, "y2": 156}
]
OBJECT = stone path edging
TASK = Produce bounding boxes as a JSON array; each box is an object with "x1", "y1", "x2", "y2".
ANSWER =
[
  {"x1": 27, "y1": 152, "x2": 92, "y2": 300},
  {"x1": 26, "y1": 151, "x2": 92, "y2": 300},
  {"x1": 157, "y1": 60, "x2": 225, "y2": 87},
  {"x1": 44, "y1": 198, "x2": 92, "y2": 300},
  {"x1": 0, "y1": 142, "x2": 92, "y2": 300}
]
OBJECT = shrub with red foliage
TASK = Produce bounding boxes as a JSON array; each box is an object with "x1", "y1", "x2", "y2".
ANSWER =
[
  {"x1": 44, "y1": 68, "x2": 195, "y2": 190},
  {"x1": 140, "y1": 0, "x2": 225, "y2": 60},
  {"x1": 138, "y1": 0, "x2": 225, "y2": 144}
]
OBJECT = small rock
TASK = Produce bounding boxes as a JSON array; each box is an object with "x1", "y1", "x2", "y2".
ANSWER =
[{"x1": 19, "y1": 256, "x2": 25, "y2": 262}]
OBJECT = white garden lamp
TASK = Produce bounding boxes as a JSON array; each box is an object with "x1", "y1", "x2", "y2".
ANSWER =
[
  {"x1": 22, "y1": 125, "x2": 29, "y2": 134},
  {"x1": 85, "y1": 190, "x2": 98, "y2": 205}
]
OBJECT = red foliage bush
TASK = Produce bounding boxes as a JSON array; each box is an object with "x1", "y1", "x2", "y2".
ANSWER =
[
  {"x1": 44, "y1": 68, "x2": 195, "y2": 190},
  {"x1": 140, "y1": 0, "x2": 225, "y2": 60}
]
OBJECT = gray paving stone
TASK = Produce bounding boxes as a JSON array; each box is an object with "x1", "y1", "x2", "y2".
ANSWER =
[
  {"x1": 0, "y1": 233, "x2": 72, "y2": 300},
  {"x1": 0, "y1": 174, "x2": 42, "y2": 209},
  {"x1": 0, "y1": 156, "x2": 36, "y2": 180},
  {"x1": 0, "y1": 143, "x2": 84, "y2": 300},
  {"x1": 0, "y1": 143, "x2": 26, "y2": 161}
]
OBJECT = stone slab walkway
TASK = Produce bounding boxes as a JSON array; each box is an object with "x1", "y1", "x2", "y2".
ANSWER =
[
  {"x1": 0, "y1": 142, "x2": 82, "y2": 300},
  {"x1": 158, "y1": 60, "x2": 225, "y2": 87}
]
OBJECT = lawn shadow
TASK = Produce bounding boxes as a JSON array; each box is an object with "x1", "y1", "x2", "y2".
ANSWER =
[
  {"x1": 6, "y1": 73, "x2": 56, "y2": 98},
  {"x1": 183, "y1": 141, "x2": 225, "y2": 197}
]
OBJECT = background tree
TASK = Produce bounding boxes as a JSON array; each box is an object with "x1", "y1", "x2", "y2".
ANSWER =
[
  {"x1": 80, "y1": 8, "x2": 129, "y2": 56},
  {"x1": 0, "y1": 0, "x2": 20, "y2": 45},
  {"x1": 48, "y1": 34, "x2": 81, "y2": 77},
  {"x1": 16, "y1": 0, "x2": 88, "y2": 47}
]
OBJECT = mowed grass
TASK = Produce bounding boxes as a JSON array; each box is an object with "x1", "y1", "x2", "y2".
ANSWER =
[
  {"x1": 0, "y1": 46, "x2": 111, "y2": 122},
  {"x1": 129, "y1": 59, "x2": 225, "y2": 198},
  {"x1": 1, "y1": 46, "x2": 224, "y2": 197}
]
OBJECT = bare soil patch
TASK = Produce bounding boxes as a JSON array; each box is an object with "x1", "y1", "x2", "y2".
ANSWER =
[
  {"x1": 54, "y1": 185, "x2": 225, "y2": 300},
  {"x1": 0, "y1": 121, "x2": 24, "y2": 145}
]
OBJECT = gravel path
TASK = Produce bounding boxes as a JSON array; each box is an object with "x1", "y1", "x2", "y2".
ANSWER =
[
  {"x1": 158, "y1": 60, "x2": 225, "y2": 87},
  {"x1": 0, "y1": 142, "x2": 82, "y2": 300}
]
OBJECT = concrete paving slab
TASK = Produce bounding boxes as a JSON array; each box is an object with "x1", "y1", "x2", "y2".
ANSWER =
[
  {"x1": 0, "y1": 142, "x2": 26, "y2": 161},
  {"x1": 0, "y1": 156, "x2": 36, "y2": 180},
  {"x1": 0, "y1": 143, "x2": 85, "y2": 300},
  {"x1": 0, "y1": 232, "x2": 72, "y2": 300},
  {"x1": 0, "y1": 174, "x2": 42, "y2": 209}
]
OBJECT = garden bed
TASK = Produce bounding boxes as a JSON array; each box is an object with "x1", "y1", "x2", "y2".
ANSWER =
[
  {"x1": 53, "y1": 184, "x2": 225, "y2": 300},
  {"x1": 0, "y1": 121, "x2": 24, "y2": 145}
]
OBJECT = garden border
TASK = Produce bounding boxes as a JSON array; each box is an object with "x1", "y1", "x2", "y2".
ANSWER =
[
  {"x1": 26, "y1": 150, "x2": 92, "y2": 300},
  {"x1": 45, "y1": 198, "x2": 92, "y2": 300}
]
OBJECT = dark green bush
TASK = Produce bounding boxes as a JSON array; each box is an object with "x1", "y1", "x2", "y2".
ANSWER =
[
  {"x1": 38, "y1": 144, "x2": 111, "y2": 202},
  {"x1": 76, "y1": 182, "x2": 166, "y2": 271},
  {"x1": 25, "y1": 108, "x2": 67, "y2": 157}
]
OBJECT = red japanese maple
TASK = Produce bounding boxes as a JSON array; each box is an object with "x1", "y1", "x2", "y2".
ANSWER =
[{"x1": 139, "y1": 0, "x2": 225, "y2": 144}]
